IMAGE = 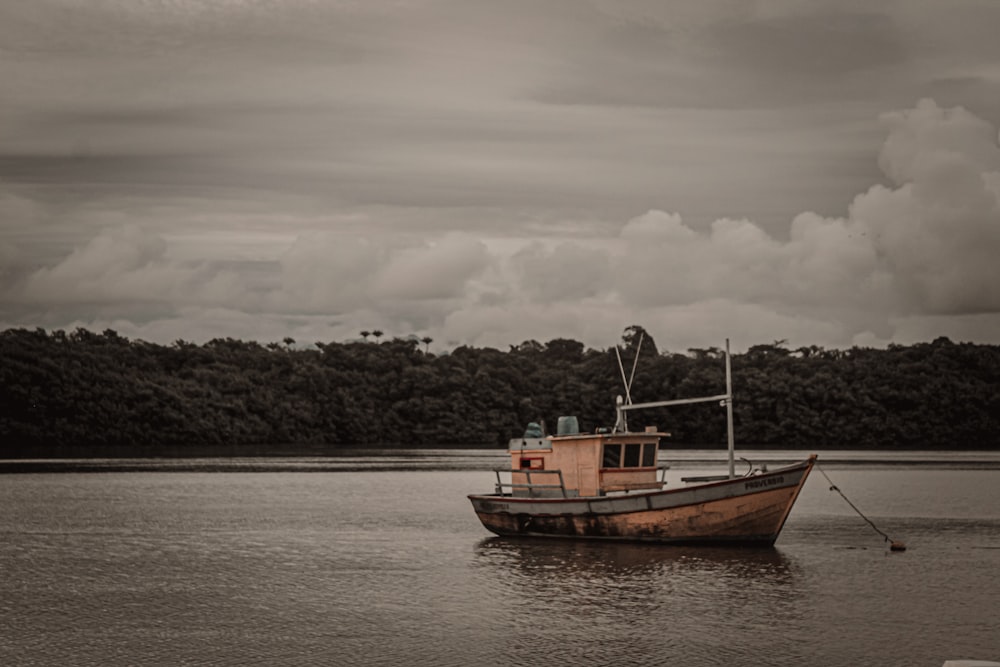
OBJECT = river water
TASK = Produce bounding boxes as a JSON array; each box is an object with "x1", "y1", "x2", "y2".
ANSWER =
[{"x1": 1, "y1": 450, "x2": 998, "y2": 666}]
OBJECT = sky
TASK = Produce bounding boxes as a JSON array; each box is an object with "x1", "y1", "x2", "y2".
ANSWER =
[{"x1": 2, "y1": 0, "x2": 999, "y2": 354}]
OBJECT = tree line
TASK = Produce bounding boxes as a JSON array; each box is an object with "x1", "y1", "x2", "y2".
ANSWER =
[{"x1": 1, "y1": 325, "x2": 998, "y2": 456}]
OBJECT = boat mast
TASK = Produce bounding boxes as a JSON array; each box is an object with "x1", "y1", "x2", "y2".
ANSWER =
[{"x1": 725, "y1": 338, "x2": 735, "y2": 479}]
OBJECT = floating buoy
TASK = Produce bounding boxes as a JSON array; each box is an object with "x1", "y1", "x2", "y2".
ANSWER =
[{"x1": 890, "y1": 541, "x2": 906, "y2": 552}]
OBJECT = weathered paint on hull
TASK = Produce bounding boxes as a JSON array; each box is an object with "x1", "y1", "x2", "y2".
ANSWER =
[{"x1": 469, "y1": 457, "x2": 814, "y2": 546}]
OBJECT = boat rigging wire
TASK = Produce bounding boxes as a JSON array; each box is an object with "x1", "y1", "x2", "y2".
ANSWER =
[
  {"x1": 816, "y1": 463, "x2": 906, "y2": 551},
  {"x1": 614, "y1": 331, "x2": 644, "y2": 407},
  {"x1": 614, "y1": 332, "x2": 644, "y2": 433}
]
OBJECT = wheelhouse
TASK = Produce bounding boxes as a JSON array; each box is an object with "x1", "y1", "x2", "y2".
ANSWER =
[{"x1": 505, "y1": 419, "x2": 668, "y2": 498}]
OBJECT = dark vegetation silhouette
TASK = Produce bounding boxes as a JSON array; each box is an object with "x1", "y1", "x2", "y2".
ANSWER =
[{"x1": 1, "y1": 325, "x2": 997, "y2": 456}]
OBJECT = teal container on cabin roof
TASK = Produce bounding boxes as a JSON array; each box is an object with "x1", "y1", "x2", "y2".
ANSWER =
[{"x1": 556, "y1": 416, "x2": 579, "y2": 435}]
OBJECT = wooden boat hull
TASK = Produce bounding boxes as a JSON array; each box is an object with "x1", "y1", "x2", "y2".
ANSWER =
[{"x1": 468, "y1": 456, "x2": 815, "y2": 546}]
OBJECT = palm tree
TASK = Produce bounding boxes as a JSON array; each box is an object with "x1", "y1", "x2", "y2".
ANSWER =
[
  {"x1": 360, "y1": 330, "x2": 371, "y2": 342},
  {"x1": 421, "y1": 336, "x2": 433, "y2": 353},
  {"x1": 372, "y1": 330, "x2": 384, "y2": 343}
]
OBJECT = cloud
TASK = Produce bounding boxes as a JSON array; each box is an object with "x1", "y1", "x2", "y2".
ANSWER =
[
  {"x1": 0, "y1": 191, "x2": 43, "y2": 278},
  {"x1": 0, "y1": 190, "x2": 40, "y2": 226},
  {"x1": 877, "y1": 98, "x2": 1000, "y2": 185},
  {"x1": 855, "y1": 99, "x2": 1000, "y2": 314},
  {"x1": 607, "y1": 209, "x2": 884, "y2": 319},
  {"x1": 372, "y1": 234, "x2": 491, "y2": 301},
  {"x1": 272, "y1": 232, "x2": 490, "y2": 313},
  {"x1": 275, "y1": 233, "x2": 386, "y2": 313},
  {"x1": 561, "y1": 98, "x2": 999, "y2": 340},
  {"x1": 531, "y1": 4, "x2": 907, "y2": 110},
  {"x1": 11, "y1": 225, "x2": 253, "y2": 313},
  {"x1": 510, "y1": 240, "x2": 612, "y2": 303}
]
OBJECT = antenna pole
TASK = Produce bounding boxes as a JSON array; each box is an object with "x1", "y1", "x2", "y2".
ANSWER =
[
  {"x1": 614, "y1": 346, "x2": 629, "y2": 432},
  {"x1": 626, "y1": 332, "x2": 643, "y2": 397},
  {"x1": 725, "y1": 338, "x2": 735, "y2": 479}
]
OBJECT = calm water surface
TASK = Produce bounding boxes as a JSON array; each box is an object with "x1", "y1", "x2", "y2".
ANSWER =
[{"x1": 1, "y1": 451, "x2": 998, "y2": 666}]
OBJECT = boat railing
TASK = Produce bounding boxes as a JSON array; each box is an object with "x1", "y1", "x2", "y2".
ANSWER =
[
  {"x1": 494, "y1": 468, "x2": 568, "y2": 498},
  {"x1": 659, "y1": 465, "x2": 671, "y2": 485}
]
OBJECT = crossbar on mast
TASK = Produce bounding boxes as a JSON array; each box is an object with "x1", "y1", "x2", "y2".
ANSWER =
[{"x1": 618, "y1": 394, "x2": 729, "y2": 411}]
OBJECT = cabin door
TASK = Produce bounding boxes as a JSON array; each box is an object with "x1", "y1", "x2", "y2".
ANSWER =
[{"x1": 576, "y1": 465, "x2": 597, "y2": 497}]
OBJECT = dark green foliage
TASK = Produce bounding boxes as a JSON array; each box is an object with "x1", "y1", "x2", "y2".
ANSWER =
[{"x1": 1, "y1": 327, "x2": 997, "y2": 455}]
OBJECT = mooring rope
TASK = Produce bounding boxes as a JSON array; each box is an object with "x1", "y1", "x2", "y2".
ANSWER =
[{"x1": 816, "y1": 463, "x2": 906, "y2": 551}]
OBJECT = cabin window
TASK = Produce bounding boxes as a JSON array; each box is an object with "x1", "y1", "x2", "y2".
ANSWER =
[
  {"x1": 623, "y1": 443, "x2": 641, "y2": 467},
  {"x1": 519, "y1": 457, "x2": 544, "y2": 470},
  {"x1": 602, "y1": 443, "x2": 656, "y2": 469},
  {"x1": 602, "y1": 444, "x2": 622, "y2": 468},
  {"x1": 642, "y1": 443, "x2": 657, "y2": 467}
]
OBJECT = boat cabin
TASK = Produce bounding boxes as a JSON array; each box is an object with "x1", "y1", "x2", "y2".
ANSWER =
[{"x1": 507, "y1": 416, "x2": 668, "y2": 498}]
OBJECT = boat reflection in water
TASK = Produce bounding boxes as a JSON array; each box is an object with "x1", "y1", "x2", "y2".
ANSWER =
[
  {"x1": 475, "y1": 536, "x2": 794, "y2": 581},
  {"x1": 473, "y1": 537, "x2": 804, "y2": 636}
]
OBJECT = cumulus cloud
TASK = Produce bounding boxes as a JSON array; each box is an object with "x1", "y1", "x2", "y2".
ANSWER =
[
  {"x1": 509, "y1": 240, "x2": 612, "y2": 303},
  {"x1": 0, "y1": 191, "x2": 42, "y2": 278},
  {"x1": 878, "y1": 98, "x2": 1000, "y2": 186},
  {"x1": 10, "y1": 225, "x2": 253, "y2": 313},
  {"x1": 273, "y1": 232, "x2": 490, "y2": 313},
  {"x1": 372, "y1": 234, "x2": 490, "y2": 301},
  {"x1": 276, "y1": 233, "x2": 387, "y2": 313},
  {"x1": 856, "y1": 99, "x2": 1000, "y2": 314},
  {"x1": 0, "y1": 190, "x2": 40, "y2": 227},
  {"x1": 532, "y1": 98, "x2": 999, "y2": 347},
  {"x1": 603, "y1": 208, "x2": 884, "y2": 322}
]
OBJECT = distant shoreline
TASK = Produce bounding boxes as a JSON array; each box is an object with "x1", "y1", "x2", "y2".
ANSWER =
[
  {"x1": 3, "y1": 449, "x2": 999, "y2": 474},
  {"x1": 0, "y1": 443, "x2": 501, "y2": 459},
  {"x1": 4, "y1": 442, "x2": 997, "y2": 459}
]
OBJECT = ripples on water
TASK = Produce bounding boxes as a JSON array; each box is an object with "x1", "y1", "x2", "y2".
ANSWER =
[{"x1": 1, "y1": 453, "x2": 998, "y2": 666}]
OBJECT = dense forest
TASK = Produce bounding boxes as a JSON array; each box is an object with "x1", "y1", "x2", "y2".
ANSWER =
[{"x1": 1, "y1": 325, "x2": 998, "y2": 456}]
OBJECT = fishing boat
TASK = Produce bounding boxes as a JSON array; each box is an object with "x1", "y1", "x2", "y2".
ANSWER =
[{"x1": 468, "y1": 339, "x2": 816, "y2": 546}]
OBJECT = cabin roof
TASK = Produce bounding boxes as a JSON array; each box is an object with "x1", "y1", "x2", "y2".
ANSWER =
[{"x1": 549, "y1": 431, "x2": 670, "y2": 442}]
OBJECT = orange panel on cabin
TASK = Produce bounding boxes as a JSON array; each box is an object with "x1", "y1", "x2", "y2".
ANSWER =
[
  {"x1": 511, "y1": 438, "x2": 603, "y2": 496},
  {"x1": 599, "y1": 469, "x2": 660, "y2": 492}
]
